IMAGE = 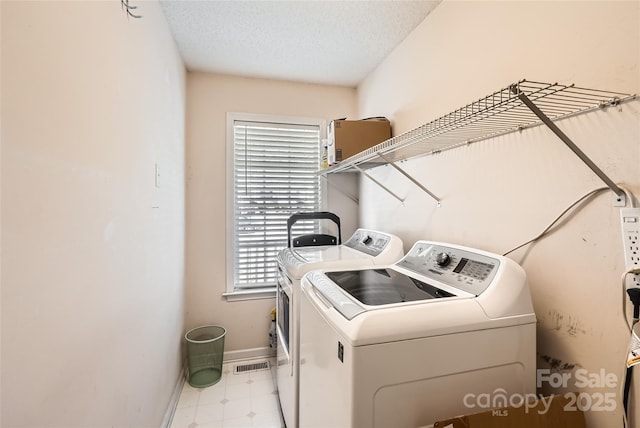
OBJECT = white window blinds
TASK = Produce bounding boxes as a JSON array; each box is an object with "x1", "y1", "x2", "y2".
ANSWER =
[{"x1": 232, "y1": 119, "x2": 321, "y2": 290}]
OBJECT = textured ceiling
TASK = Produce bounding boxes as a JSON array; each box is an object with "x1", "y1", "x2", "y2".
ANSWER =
[{"x1": 159, "y1": 0, "x2": 441, "y2": 87}]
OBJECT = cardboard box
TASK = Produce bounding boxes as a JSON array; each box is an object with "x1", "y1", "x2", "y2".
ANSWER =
[
  {"x1": 326, "y1": 117, "x2": 391, "y2": 165},
  {"x1": 432, "y1": 395, "x2": 585, "y2": 428}
]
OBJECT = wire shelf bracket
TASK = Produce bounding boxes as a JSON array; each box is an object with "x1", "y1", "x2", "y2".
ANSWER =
[
  {"x1": 321, "y1": 175, "x2": 360, "y2": 205},
  {"x1": 509, "y1": 84, "x2": 627, "y2": 205},
  {"x1": 377, "y1": 152, "x2": 441, "y2": 206},
  {"x1": 353, "y1": 165, "x2": 405, "y2": 205},
  {"x1": 320, "y1": 79, "x2": 636, "y2": 207}
]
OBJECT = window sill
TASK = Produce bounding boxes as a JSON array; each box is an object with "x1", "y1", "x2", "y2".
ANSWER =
[{"x1": 223, "y1": 287, "x2": 276, "y2": 302}]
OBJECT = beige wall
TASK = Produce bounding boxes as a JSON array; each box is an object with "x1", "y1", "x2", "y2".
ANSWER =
[
  {"x1": 1, "y1": 1, "x2": 186, "y2": 427},
  {"x1": 185, "y1": 72, "x2": 357, "y2": 355},
  {"x1": 356, "y1": 1, "x2": 639, "y2": 427}
]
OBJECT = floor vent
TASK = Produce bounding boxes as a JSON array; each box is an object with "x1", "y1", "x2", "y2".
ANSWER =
[{"x1": 233, "y1": 360, "x2": 270, "y2": 374}]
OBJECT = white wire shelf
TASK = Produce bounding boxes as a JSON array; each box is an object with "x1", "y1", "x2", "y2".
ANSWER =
[{"x1": 322, "y1": 80, "x2": 636, "y2": 174}]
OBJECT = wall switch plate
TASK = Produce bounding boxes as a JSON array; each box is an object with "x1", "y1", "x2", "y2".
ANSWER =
[
  {"x1": 154, "y1": 162, "x2": 160, "y2": 188},
  {"x1": 620, "y1": 207, "x2": 640, "y2": 289}
]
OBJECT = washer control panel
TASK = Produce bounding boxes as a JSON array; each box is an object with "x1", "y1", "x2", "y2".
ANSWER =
[
  {"x1": 344, "y1": 229, "x2": 395, "y2": 256},
  {"x1": 397, "y1": 241, "x2": 500, "y2": 296}
]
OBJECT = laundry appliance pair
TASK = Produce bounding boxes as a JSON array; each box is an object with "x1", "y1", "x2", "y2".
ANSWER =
[{"x1": 276, "y1": 213, "x2": 536, "y2": 428}]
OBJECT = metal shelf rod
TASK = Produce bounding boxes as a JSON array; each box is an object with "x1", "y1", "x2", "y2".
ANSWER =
[
  {"x1": 510, "y1": 84, "x2": 626, "y2": 199},
  {"x1": 321, "y1": 175, "x2": 360, "y2": 205},
  {"x1": 377, "y1": 153, "x2": 440, "y2": 205},
  {"x1": 353, "y1": 165, "x2": 405, "y2": 204}
]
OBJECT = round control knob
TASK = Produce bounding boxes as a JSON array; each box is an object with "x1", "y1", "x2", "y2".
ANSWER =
[{"x1": 435, "y1": 252, "x2": 451, "y2": 267}]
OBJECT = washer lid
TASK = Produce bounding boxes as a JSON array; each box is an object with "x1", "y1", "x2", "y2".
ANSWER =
[{"x1": 326, "y1": 268, "x2": 454, "y2": 306}]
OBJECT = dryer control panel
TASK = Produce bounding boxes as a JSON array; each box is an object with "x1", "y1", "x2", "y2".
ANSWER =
[
  {"x1": 344, "y1": 229, "x2": 395, "y2": 256},
  {"x1": 397, "y1": 241, "x2": 500, "y2": 296}
]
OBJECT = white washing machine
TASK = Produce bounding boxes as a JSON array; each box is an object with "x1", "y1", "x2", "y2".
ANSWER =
[
  {"x1": 298, "y1": 240, "x2": 537, "y2": 428},
  {"x1": 276, "y1": 228, "x2": 404, "y2": 428}
]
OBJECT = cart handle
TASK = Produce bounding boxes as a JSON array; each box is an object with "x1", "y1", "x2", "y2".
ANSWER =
[{"x1": 286, "y1": 211, "x2": 341, "y2": 248}]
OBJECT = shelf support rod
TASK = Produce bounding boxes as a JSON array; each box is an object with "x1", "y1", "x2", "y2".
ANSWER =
[
  {"x1": 353, "y1": 165, "x2": 405, "y2": 204},
  {"x1": 511, "y1": 85, "x2": 625, "y2": 201},
  {"x1": 321, "y1": 175, "x2": 360, "y2": 205},
  {"x1": 377, "y1": 152, "x2": 441, "y2": 206}
]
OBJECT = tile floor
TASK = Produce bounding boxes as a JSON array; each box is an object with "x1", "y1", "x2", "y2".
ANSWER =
[{"x1": 169, "y1": 358, "x2": 284, "y2": 428}]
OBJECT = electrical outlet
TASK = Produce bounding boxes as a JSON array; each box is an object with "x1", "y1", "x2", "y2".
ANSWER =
[{"x1": 620, "y1": 207, "x2": 640, "y2": 289}]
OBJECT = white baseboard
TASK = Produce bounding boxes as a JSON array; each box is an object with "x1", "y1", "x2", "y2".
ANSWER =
[
  {"x1": 161, "y1": 365, "x2": 186, "y2": 428},
  {"x1": 223, "y1": 346, "x2": 276, "y2": 362}
]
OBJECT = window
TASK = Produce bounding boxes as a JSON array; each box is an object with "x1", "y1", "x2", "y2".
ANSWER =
[{"x1": 226, "y1": 113, "x2": 325, "y2": 299}]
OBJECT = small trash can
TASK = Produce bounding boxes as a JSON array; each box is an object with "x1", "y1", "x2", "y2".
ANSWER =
[{"x1": 185, "y1": 325, "x2": 226, "y2": 388}]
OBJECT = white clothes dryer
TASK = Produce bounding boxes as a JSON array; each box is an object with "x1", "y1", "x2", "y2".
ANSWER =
[
  {"x1": 276, "y1": 228, "x2": 404, "y2": 428},
  {"x1": 298, "y1": 240, "x2": 537, "y2": 428}
]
